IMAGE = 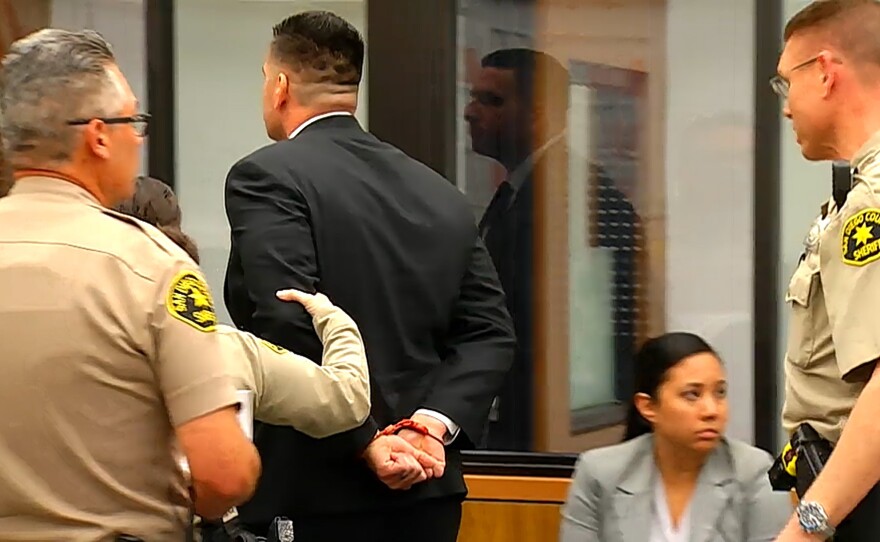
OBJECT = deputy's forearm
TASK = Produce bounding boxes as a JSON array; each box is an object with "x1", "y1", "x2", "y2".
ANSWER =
[
  {"x1": 312, "y1": 307, "x2": 369, "y2": 389},
  {"x1": 800, "y1": 362, "x2": 880, "y2": 526},
  {"x1": 255, "y1": 308, "x2": 370, "y2": 437},
  {"x1": 258, "y1": 353, "x2": 369, "y2": 437}
]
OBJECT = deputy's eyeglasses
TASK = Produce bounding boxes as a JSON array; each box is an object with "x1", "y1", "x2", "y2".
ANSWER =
[
  {"x1": 769, "y1": 56, "x2": 819, "y2": 99},
  {"x1": 66, "y1": 113, "x2": 151, "y2": 137}
]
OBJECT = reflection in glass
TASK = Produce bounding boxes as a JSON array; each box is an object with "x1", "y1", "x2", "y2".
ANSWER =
[
  {"x1": 460, "y1": 39, "x2": 644, "y2": 450},
  {"x1": 457, "y1": 0, "x2": 756, "y2": 453}
]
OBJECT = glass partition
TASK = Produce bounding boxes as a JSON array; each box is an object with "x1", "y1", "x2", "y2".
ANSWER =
[{"x1": 454, "y1": 0, "x2": 757, "y2": 452}]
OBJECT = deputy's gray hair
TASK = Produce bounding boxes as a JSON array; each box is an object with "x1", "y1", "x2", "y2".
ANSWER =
[{"x1": 0, "y1": 28, "x2": 125, "y2": 169}]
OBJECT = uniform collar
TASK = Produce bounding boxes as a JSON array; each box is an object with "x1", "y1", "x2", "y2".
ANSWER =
[
  {"x1": 8, "y1": 175, "x2": 104, "y2": 208},
  {"x1": 851, "y1": 129, "x2": 880, "y2": 172}
]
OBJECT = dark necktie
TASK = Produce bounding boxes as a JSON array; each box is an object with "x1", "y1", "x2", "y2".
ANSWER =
[{"x1": 479, "y1": 181, "x2": 514, "y2": 239}]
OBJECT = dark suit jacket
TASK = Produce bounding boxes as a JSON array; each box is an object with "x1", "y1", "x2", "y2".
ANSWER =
[
  {"x1": 480, "y1": 144, "x2": 641, "y2": 451},
  {"x1": 223, "y1": 115, "x2": 515, "y2": 520},
  {"x1": 480, "y1": 174, "x2": 534, "y2": 451}
]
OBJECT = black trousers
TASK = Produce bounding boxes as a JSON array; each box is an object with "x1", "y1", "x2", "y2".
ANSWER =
[
  {"x1": 834, "y1": 481, "x2": 880, "y2": 541},
  {"x1": 244, "y1": 496, "x2": 463, "y2": 542}
]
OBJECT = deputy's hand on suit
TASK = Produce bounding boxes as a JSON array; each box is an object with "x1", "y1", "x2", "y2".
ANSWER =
[
  {"x1": 362, "y1": 434, "x2": 443, "y2": 490},
  {"x1": 397, "y1": 413, "x2": 447, "y2": 479},
  {"x1": 275, "y1": 288, "x2": 335, "y2": 318}
]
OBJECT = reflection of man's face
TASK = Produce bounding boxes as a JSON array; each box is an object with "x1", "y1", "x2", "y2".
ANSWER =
[{"x1": 464, "y1": 67, "x2": 524, "y2": 161}]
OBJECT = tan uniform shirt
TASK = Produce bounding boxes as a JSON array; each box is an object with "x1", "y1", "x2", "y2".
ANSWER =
[
  {"x1": 0, "y1": 177, "x2": 238, "y2": 541},
  {"x1": 782, "y1": 132, "x2": 880, "y2": 442},
  {"x1": 218, "y1": 304, "x2": 370, "y2": 438}
]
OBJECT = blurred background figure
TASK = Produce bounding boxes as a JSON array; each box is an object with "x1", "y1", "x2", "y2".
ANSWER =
[{"x1": 465, "y1": 47, "x2": 642, "y2": 450}]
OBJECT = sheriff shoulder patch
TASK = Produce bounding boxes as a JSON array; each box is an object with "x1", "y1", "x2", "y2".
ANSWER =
[
  {"x1": 166, "y1": 270, "x2": 217, "y2": 332},
  {"x1": 260, "y1": 339, "x2": 288, "y2": 355},
  {"x1": 842, "y1": 208, "x2": 880, "y2": 266}
]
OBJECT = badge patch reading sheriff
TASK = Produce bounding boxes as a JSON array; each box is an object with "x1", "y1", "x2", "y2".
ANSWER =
[
  {"x1": 260, "y1": 339, "x2": 288, "y2": 355},
  {"x1": 166, "y1": 271, "x2": 218, "y2": 331},
  {"x1": 842, "y1": 208, "x2": 880, "y2": 266}
]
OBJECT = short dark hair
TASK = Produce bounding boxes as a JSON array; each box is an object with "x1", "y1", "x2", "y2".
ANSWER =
[
  {"x1": 113, "y1": 176, "x2": 200, "y2": 263},
  {"x1": 270, "y1": 11, "x2": 364, "y2": 89},
  {"x1": 623, "y1": 332, "x2": 718, "y2": 440},
  {"x1": 115, "y1": 176, "x2": 181, "y2": 229},
  {"x1": 481, "y1": 48, "x2": 570, "y2": 113},
  {"x1": 784, "y1": 0, "x2": 880, "y2": 66}
]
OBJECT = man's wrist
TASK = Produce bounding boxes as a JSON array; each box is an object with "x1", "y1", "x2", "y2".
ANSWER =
[
  {"x1": 410, "y1": 413, "x2": 448, "y2": 439},
  {"x1": 354, "y1": 417, "x2": 381, "y2": 458},
  {"x1": 412, "y1": 409, "x2": 460, "y2": 443}
]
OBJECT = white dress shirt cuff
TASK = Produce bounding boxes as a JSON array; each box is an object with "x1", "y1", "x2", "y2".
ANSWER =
[{"x1": 414, "y1": 409, "x2": 460, "y2": 445}]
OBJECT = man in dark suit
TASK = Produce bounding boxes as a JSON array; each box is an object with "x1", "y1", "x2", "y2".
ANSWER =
[
  {"x1": 465, "y1": 48, "x2": 643, "y2": 451},
  {"x1": 223, "y1": 11, "x2": 515, "y2": 542}
]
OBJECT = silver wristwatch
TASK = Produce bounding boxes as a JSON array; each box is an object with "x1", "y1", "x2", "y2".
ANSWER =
[{"x1": 796, "y1": 501, "x2": 835, "y2": 539}]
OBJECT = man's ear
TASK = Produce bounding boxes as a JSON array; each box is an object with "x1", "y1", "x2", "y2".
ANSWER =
[
  {"x1": 84, "y1": 121, "x2": 111, "y2": 160},
  {"x1": 817, "y1": 52, "x2": 837, "y2": 98},
  {"x1": 273, "y1": 72, "x2": 290, "y2": 109}
]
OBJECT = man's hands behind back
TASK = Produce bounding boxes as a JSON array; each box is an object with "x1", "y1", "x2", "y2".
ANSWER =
[
  {"x1": 362, "y1": 434, "x2": 445, "y2": 490},
  {"x1": 397, "y1": 413, "x2": 447, "y2": 479}
]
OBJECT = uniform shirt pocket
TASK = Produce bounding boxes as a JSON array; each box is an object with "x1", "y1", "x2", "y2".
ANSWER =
[{"x1": 785, "y1": 266, "x2": 819, "y2": 368}]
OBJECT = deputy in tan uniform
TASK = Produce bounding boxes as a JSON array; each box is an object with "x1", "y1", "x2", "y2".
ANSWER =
[
  {"x1": 774, "y1": 2, "x2": 880, "y2": 541},
  {"x1": 0, "y1": 29, "x2": 260, "y2": 540},
  {"x1": 116, "y1": 175, "x2": 371, "y2": 437}
]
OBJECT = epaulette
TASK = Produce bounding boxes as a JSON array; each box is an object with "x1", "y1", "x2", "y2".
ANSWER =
[{"x1": 99, "y1": 206, "x2": 192, "y2": 262}]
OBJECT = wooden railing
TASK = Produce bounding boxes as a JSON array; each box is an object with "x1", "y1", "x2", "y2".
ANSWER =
[{"x1": 458, "y1": 451, "x2": 577, "y2": 542}]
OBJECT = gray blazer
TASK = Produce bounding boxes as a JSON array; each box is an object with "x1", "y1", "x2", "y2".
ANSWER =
[{"x1": 559, "y1": 435, "x2": 792, "y2": 542}]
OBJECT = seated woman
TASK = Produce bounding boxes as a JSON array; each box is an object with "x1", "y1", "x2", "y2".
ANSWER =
[
  {"x1": 114, "y1": 176, "x2": 369, "y2": 439},
  {"x1": 560, "y1": 332, "x2": 791, "y2": 542}
]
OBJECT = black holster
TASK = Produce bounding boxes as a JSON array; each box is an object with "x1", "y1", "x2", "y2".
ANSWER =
[
  {"x1": 769, "y1": 423, "x2": 880, "y2": 541},
  {"x1": 768, "y1": 423, "x2": 833, "y2": 498}
]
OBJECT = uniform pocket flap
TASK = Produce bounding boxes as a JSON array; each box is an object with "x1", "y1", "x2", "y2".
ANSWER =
[{"x1": 785, "y1": 270, "x2": 814, "y2": 307}]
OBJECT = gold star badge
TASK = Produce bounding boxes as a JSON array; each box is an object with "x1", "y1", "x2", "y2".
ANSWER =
[{"x1": 854, "y1": 224, "x2": 874, "y2": 246}]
